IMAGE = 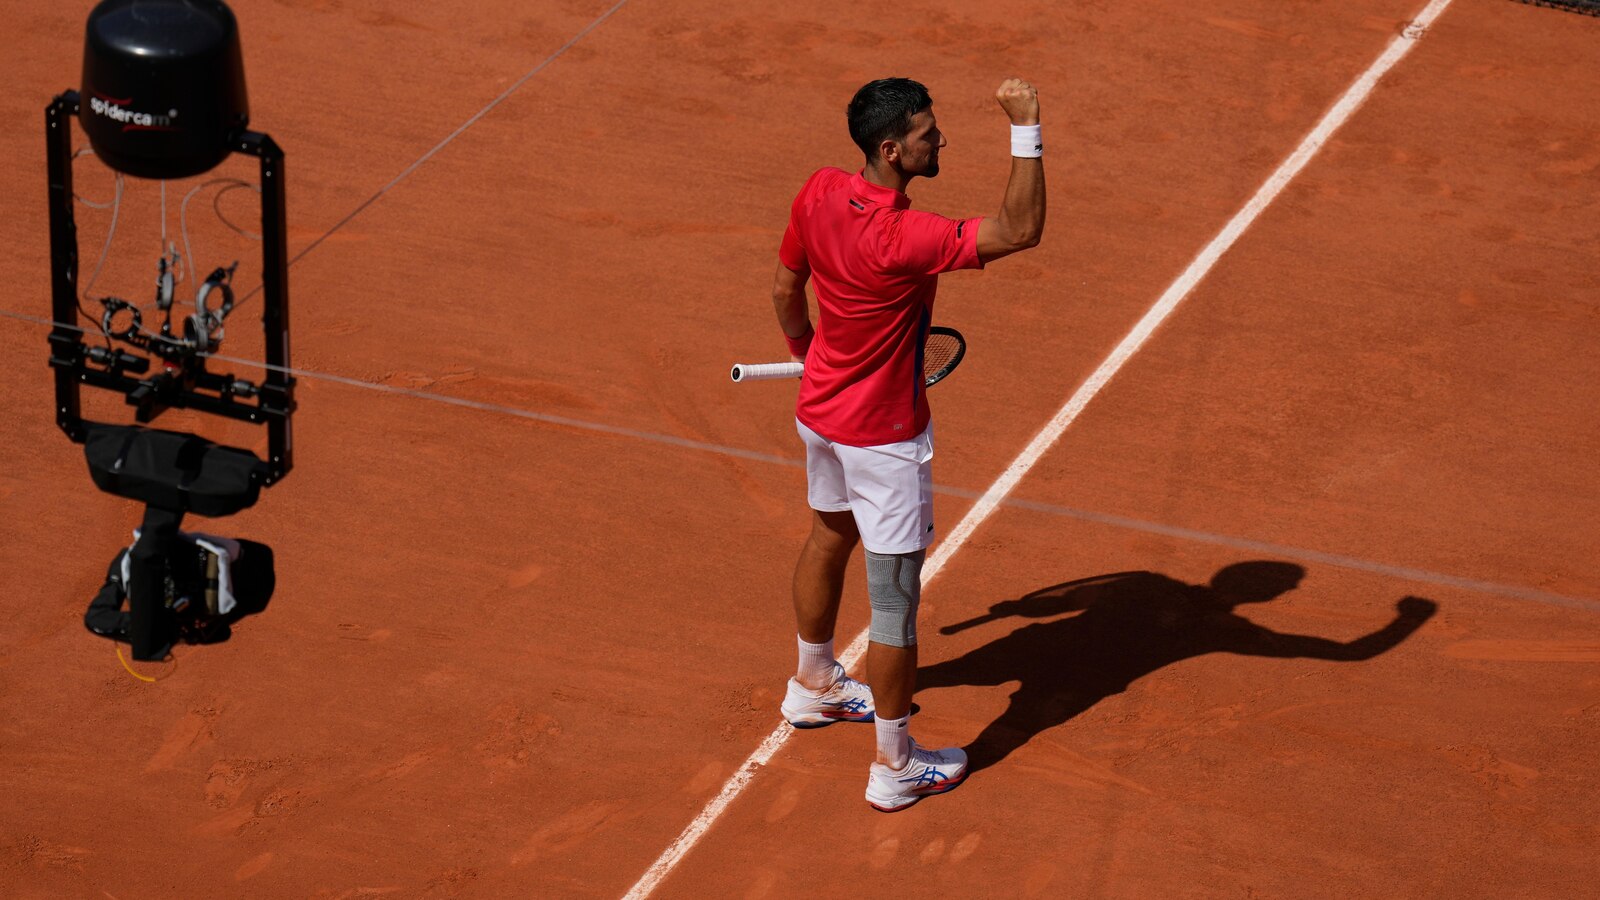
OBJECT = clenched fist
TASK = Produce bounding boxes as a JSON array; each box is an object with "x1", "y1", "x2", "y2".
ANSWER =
[
  {"x1": 1395, "y1": 596, "x2": 1438, "y2": 620},
  {"x1": 996, "y1": 78, "x2": 1040, "y2": 125}
]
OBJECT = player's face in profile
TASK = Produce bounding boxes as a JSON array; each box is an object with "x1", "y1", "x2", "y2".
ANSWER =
[{"x1": 898, "y1": 108, "x2": 946, "y2": 178}]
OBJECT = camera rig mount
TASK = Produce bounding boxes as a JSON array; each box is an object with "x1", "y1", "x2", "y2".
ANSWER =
[{"x1": 45, "y1": 0, "x2": 293, "y2": 488}]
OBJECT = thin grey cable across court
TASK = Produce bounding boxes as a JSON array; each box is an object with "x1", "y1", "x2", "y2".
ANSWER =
[
  {"x1": 0, "y1": 305, "x2": 792, "y2": 467},
  {"x1": 233, "y1": 0, "x2": 633, "y2": 308},
  {"x1": 2, "y1": 304, "x2": 1592, "y2": 616}
]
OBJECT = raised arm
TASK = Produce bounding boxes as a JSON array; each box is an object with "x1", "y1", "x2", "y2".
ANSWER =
[
  {"x1": 1235, "y1": 597, "x2": 1438, "y2": 661},
  {"x1": 976, "y1": 78, "x2": 1047, "y2": 264},
  {"x1": 771, "y1": 262, "x2": 813, "y2": 362}
]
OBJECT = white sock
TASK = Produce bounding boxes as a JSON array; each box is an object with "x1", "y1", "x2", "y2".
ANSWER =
[
  {"x1": 875, "y1": 714, "x2": 910, "y2": 770},
  {"x1": 796, "y1": 635, "x2": 836, "y2": 690}
]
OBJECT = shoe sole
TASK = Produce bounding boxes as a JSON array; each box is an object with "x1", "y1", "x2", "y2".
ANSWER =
[
  {"x1": 866, "y1": 770, "x2": 968, "y2": 813},
  {"x1": 783, "y1": 710, "x2": 876, "y2": 728}
]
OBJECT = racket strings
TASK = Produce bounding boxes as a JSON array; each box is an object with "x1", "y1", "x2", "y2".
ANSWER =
[{"x1": 923, "y1": 335, "x2": 961, "y2": 378}]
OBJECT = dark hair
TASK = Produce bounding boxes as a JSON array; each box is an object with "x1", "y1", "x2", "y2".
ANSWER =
[{"x1": 847, "y1": 78, "x2": 933, "y2": 161}]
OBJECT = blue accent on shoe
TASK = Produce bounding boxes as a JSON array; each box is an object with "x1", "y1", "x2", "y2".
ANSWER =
[
  {"x1": 901, "y1": 767, "x2": 951, "y2": 788},
  {"x1": 868, "y1": 770, "x2": 967, "y2": 813}
]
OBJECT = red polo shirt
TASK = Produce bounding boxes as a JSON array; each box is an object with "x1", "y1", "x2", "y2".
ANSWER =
[{"x1": 779, "y1": 167, "x2": 983, "y2": 447}]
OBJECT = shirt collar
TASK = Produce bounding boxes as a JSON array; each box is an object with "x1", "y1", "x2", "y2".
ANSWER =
[{"x1": 851, "y1": 170, "x2": 912, "y2": 210}]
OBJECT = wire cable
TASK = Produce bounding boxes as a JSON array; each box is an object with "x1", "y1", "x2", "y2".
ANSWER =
[
  {"x1": 70, "y1": 147, "x2": 116, "y2": 210},
  {"x1": 228, "y1": 0, "x2": 635, "y2": 313},
  {"x1": 78, "y1": 170, "x2": 123, "y2": 308}
]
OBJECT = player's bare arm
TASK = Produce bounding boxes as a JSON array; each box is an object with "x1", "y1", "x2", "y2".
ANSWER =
[
  {"x1": 976, "y1": 77, "x2": 1046, "y2": 264},
  {"x1": 771, "y1": 262, "x2": 812, "y2": 362}
]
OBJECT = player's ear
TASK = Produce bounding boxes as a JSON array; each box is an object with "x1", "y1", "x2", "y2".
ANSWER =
[{"x1": 878, "y1": 138, "x2": 900, "y2": 165}]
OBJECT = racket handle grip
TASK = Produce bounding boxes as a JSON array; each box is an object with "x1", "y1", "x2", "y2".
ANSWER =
[{"x1": 730, "y1": 362, "x2": 804, "y2": 383}]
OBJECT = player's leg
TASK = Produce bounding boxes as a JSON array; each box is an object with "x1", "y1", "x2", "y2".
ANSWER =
[
  {"x1": 843, "y1": 424, "x2": 969, "y2": 810},
  {"x1": 782, "y1": 421, "x2": 876, "y2": 727},
  {"x1": 792, "y1": 508, "x2": 858, "y2": 654},
  {"x1": 841, "y1": 425, "x2": 934, "y2": 732},
  {"x1": 865, "y1": 551, "x2": 922, "y2": 722},
  {"x1": 864, "y1": 550, "x2": 922, "y2": 770}
]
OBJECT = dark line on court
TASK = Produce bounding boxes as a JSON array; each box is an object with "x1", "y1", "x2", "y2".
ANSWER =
[
  {"x1": 235, "y1": 0, "x2": 633, "y2": 307},
  {"x1": 949, "y1": 490, "x2": 1600, "y2": 614},
  {"x1": 246, "y1": 357, "x2": 802, "y2": 468},
  {"x1": 3, "y1": 305, "x2": 1593, "y2": 615}
]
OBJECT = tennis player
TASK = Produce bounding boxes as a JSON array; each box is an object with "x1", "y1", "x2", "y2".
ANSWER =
[{"x1": 772, "y1": 76, "x2": 1046, "y2": 811}]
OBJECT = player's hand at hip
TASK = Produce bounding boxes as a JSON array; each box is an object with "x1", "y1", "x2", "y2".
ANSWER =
[{"x1": 995, "y1": 78, "x2": 1040, "y2": 125}]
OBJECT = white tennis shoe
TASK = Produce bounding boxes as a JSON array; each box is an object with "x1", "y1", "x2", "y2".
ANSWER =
[
  {"x1": 780, "y1": 664, "x2": 875, "y2": 728},
  {"x1": 865, "y1": 739, "x2": 969, "y2": 812}
]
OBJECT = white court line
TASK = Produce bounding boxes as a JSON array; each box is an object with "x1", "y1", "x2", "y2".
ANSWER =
[{"x1": 621, "y1": 1, "x2": 1456, "y2": 896}]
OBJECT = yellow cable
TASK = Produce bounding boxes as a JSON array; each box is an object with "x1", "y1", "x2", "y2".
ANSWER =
[{"x1": 116, "y1": 644, "x2": 174, "y2": 682}]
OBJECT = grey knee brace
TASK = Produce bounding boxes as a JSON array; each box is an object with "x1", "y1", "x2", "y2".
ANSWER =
[{"x1": 866, "y1": 549, "x2": 924, "y2": 647}]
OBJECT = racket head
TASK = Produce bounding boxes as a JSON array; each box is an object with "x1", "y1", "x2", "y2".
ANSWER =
[{"x1": 923, "y1": 325, "x2": 966, "y2": 387}]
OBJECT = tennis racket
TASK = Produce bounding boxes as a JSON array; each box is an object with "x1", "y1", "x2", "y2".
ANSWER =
[{"x1": 732, "y1": 326, "x2": 967, "y2": 386}]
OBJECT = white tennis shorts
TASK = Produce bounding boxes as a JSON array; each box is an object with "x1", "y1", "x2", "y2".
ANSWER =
[{"x1": 797, "y1": 418, "x2": 934, "y2": 555}]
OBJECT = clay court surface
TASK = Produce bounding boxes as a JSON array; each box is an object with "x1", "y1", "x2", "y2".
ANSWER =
[{"x1": 2, "y1": 0, "x2": 1598, "y2": 896}]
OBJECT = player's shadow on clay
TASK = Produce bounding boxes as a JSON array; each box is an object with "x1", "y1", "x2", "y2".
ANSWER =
[{"x1": 918, "y1": 561, "x2": 1436, "y2": 775}]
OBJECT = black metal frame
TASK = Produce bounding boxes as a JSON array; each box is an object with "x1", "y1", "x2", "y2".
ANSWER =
[{"x1": 45, "y1": 89, "x2": 294, "y2": 485}]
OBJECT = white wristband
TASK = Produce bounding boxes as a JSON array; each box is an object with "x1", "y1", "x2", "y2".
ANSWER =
[{"x1": 1010, "y1": 123, "x2": 1042, "y2": 158}]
